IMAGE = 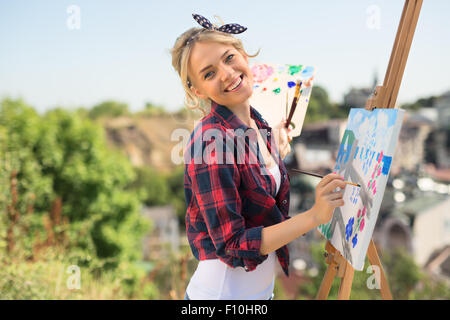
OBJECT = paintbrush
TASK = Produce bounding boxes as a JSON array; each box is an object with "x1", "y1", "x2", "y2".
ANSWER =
[
  {"x1": 289, "y1": 168, "x2": 361, "y2": 187},
  {"x1": 285, "y1": 80, "x2": 302, "y2": 129}
]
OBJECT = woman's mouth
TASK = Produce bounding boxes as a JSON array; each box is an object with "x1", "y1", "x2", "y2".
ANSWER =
[{"x1": 225, "y1": 74, "x2": 244, "y2": 92}]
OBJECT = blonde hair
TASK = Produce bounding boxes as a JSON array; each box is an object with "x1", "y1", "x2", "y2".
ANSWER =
[{"x1": 170, "y1": 27, "x2": 259, "y2": 117}]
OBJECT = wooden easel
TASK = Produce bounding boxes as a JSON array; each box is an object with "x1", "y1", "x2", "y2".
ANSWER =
[{"x1": 316, "y1": 0, "x2": 423, "y2": 300}]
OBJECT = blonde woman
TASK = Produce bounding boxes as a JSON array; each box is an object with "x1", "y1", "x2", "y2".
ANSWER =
[{"x1": 171, "y1": 14, "x2": 346, "y2": 300}]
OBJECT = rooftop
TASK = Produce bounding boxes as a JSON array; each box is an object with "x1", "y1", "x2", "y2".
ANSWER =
[{"x1": 392, "y1": 193, "x2": 449, "y2": 218}]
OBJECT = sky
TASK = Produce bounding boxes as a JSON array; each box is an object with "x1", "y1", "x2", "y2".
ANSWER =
[{"x1": 1, "y1": 0, "x2": 449, "y2": 114}]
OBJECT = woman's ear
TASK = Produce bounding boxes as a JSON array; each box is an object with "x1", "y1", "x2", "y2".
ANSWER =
[{"x1": 191, "y1": 85, "x2": 208, "y2": 100}]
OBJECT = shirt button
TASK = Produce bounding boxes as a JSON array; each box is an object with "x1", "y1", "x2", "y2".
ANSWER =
[
  {"x1": 226, "y1": 250, "x2": 232, "y2": 254},
  {"x1": 267, "y1": 132, "x2": 271, "y2": 136},
  {"x1": 282, "y1": 199, "x2": 287, "y2": 205}
]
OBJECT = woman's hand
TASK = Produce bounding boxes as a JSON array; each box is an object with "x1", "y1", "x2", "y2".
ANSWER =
[
  {"x1": 272, "y1": 118, "x2": 293, "y2": 160},
  {"x1": 310, "y1": 173, "x2": 346, "y2": 226}
]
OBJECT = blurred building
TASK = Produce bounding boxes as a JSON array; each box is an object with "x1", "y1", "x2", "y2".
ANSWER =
[
  {"x1": 343, "y1": 73, "x2": 378, "y2": 109},
  {"x1": 289, "y1": 119, "x2": 347, "y2": 172},
  {"x1": 393, "y1": 110, "x2": 436, "y2": 173},
  {"x1": 344, "y1": 88, "x2": 373, "y2": 109},
  {"x1": 424, "y1": 245, "x2": 450, "y2": 285},
  {"x1": 435, "y1": 90, "x2": 450, "y2": 129},
  {"x1": 434, "y1": 91, "x2": 450, "y2": 168},
  {"x1": 375, "y1": 193, "x2": 450, "y2": 268},
  {"x1": 411, "y1": 196, "x2": 450, "y2": 267}
]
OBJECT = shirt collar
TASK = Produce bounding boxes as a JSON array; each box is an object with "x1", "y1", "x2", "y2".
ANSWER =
[{"x1": 210, "y1": 101, "x2": 271, "y2": 131}]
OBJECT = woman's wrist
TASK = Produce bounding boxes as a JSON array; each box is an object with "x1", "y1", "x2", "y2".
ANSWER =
[{"x1": 304, "y1": 206, "x2": 321, "y2": 229}]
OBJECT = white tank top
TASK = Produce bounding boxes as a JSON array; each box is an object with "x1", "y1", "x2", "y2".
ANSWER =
[
  {"x1": 268, "y1": 163, "x2": 281, "y2": 195},
  {"x1": 185, "y1": 163, "x2": 281, "y2": 300}
]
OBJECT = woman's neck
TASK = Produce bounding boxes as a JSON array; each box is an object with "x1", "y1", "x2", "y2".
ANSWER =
[{"x1": 226, "y1": 100, "x2": 252, "y2": 127}]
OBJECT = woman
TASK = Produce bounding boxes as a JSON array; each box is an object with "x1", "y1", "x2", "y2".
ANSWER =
[{"x1": 170, "y1": 14, "x2": 346, "y2": 300}]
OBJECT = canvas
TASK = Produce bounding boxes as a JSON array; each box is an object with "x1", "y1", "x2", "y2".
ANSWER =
[
  {"x1": 248, "y1": 62, "x2": 315, "y2": 137},
  {"x1": 318, "y1": 107, "x2": 405, "y2": 271}
]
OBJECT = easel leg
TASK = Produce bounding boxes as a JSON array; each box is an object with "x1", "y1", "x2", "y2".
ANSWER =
[
  {"x1": 367, "y1": 240, "x2": 393, "y2": 300},
  {"x1": 316, "y1": 261, "x2": 338, "y2": 300},
  {"x1": 316, "y1": 241, "x2": 355, "y2": 300},
  {"x1": 337, "y1": 261, "x2": 354, "y2": 300},
  {"x1": 316, "y1": 240, "x2": 392, "y2": 300}
]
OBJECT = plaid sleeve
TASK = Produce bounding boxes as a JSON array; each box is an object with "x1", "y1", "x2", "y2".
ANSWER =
[{"x1": 187, "y1": 137, "x2": 268, "y2": 271}]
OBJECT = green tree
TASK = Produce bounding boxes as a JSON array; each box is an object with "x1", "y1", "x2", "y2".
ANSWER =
[
  {"x1": 126, "y1": 165, "x2": 187, "y2": 227},
  {"x1": 304, "y1": 86, "x2": 347, "y2": 124},
  {"x1": 166, "y1": 165, "x2": 187, "y2": 225},
  {"x1": 88, "y1": 100, "x2": 130, "y2": 120},
  {"x1": 0, "y1": 98, "x2": 149, "y2": 266},
  {"x1": 135, "y1": 102, "x2": 168, "y2": 117},
  {"x1": 401, "y1": 95, "x2": 437, "y2": 111},
  {"x1": 129, "y1": 166, "x2": 171, "y2": 206},
  {"x1": 382, "y1": 248, "x2": 422, "y2": 299}
]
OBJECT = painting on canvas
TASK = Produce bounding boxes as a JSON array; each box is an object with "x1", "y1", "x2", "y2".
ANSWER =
[{"x1": 318, "y1": 107, "x2": 405, "y2": 271}]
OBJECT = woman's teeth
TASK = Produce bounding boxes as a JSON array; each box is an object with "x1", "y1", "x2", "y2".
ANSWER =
[{"x1": 226, "y1": 76, "x2": 242, "y2": 92}]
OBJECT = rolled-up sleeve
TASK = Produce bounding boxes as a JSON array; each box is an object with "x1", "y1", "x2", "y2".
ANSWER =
[{"x1": 187, "y1": 140, "x2": 268, "y2": 271}]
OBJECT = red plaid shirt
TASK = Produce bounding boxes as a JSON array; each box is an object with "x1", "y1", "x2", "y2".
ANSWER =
[{"x1": 184, "y1": 101, "x2": 291, "y2": 277}]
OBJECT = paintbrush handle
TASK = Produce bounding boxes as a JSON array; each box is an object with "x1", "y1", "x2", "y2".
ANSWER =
[
  {"x1": 285, "y1": 81, "x2": 302, "y2": 128},
  {"x1": 289, "y1": 169, "x2": 361, "y2": 187},
  {"x1": 290, "y1": 168, "x2": 323, "y2": 178}
]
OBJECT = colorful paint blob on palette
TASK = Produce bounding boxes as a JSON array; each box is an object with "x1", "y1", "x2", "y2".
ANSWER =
[
  {"x1": 249, "y1": 63, "x2": 314, "y2": 96},
  {"x1": 251, "y1": 64, "x2": 273, "y2": 83},
  {"x1": 288, "y1": 64, "x2": 302, "y2": 75}
]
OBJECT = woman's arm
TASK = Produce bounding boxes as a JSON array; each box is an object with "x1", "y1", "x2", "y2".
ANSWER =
[
  {"x1": 260, "y1": 173, "x2": 347, "y2": 255},
  {"x1": 260, "y1": 208, "x2": 318, "y2": 255}
]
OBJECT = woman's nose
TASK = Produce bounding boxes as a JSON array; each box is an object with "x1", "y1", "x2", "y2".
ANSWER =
[{"x1": 219, "y1": 64, "x2": 234, "y2": 82}]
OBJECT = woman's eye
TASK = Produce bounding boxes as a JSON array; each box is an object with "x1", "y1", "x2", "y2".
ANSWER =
[
  {"x1": 226, "y1": 54, "x2": 234, "y2": 62},
  {"x1": 204, "y1": 71, "x2": 214, "y2": 80}
]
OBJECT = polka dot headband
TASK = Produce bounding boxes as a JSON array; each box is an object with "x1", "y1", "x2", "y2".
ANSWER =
[
  {"x1": 192, "y1": 13, "x2": 247, "y2": 34},
  {"x1": 185, "y1": 13, "x2": 247, "y2": 46}
]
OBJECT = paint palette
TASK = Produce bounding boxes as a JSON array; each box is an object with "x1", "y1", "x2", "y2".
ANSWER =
[
  {"x1": 248, "y1": 62, "x2": 315, "y2": 137},
  {"x1": 318, "y1": 108, "x2": 405, "y2": 271}
]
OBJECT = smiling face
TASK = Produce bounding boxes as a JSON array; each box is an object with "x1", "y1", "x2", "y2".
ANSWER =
[{"x1": 187, "y1": 41, "x2": 254, "y2": 108}]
